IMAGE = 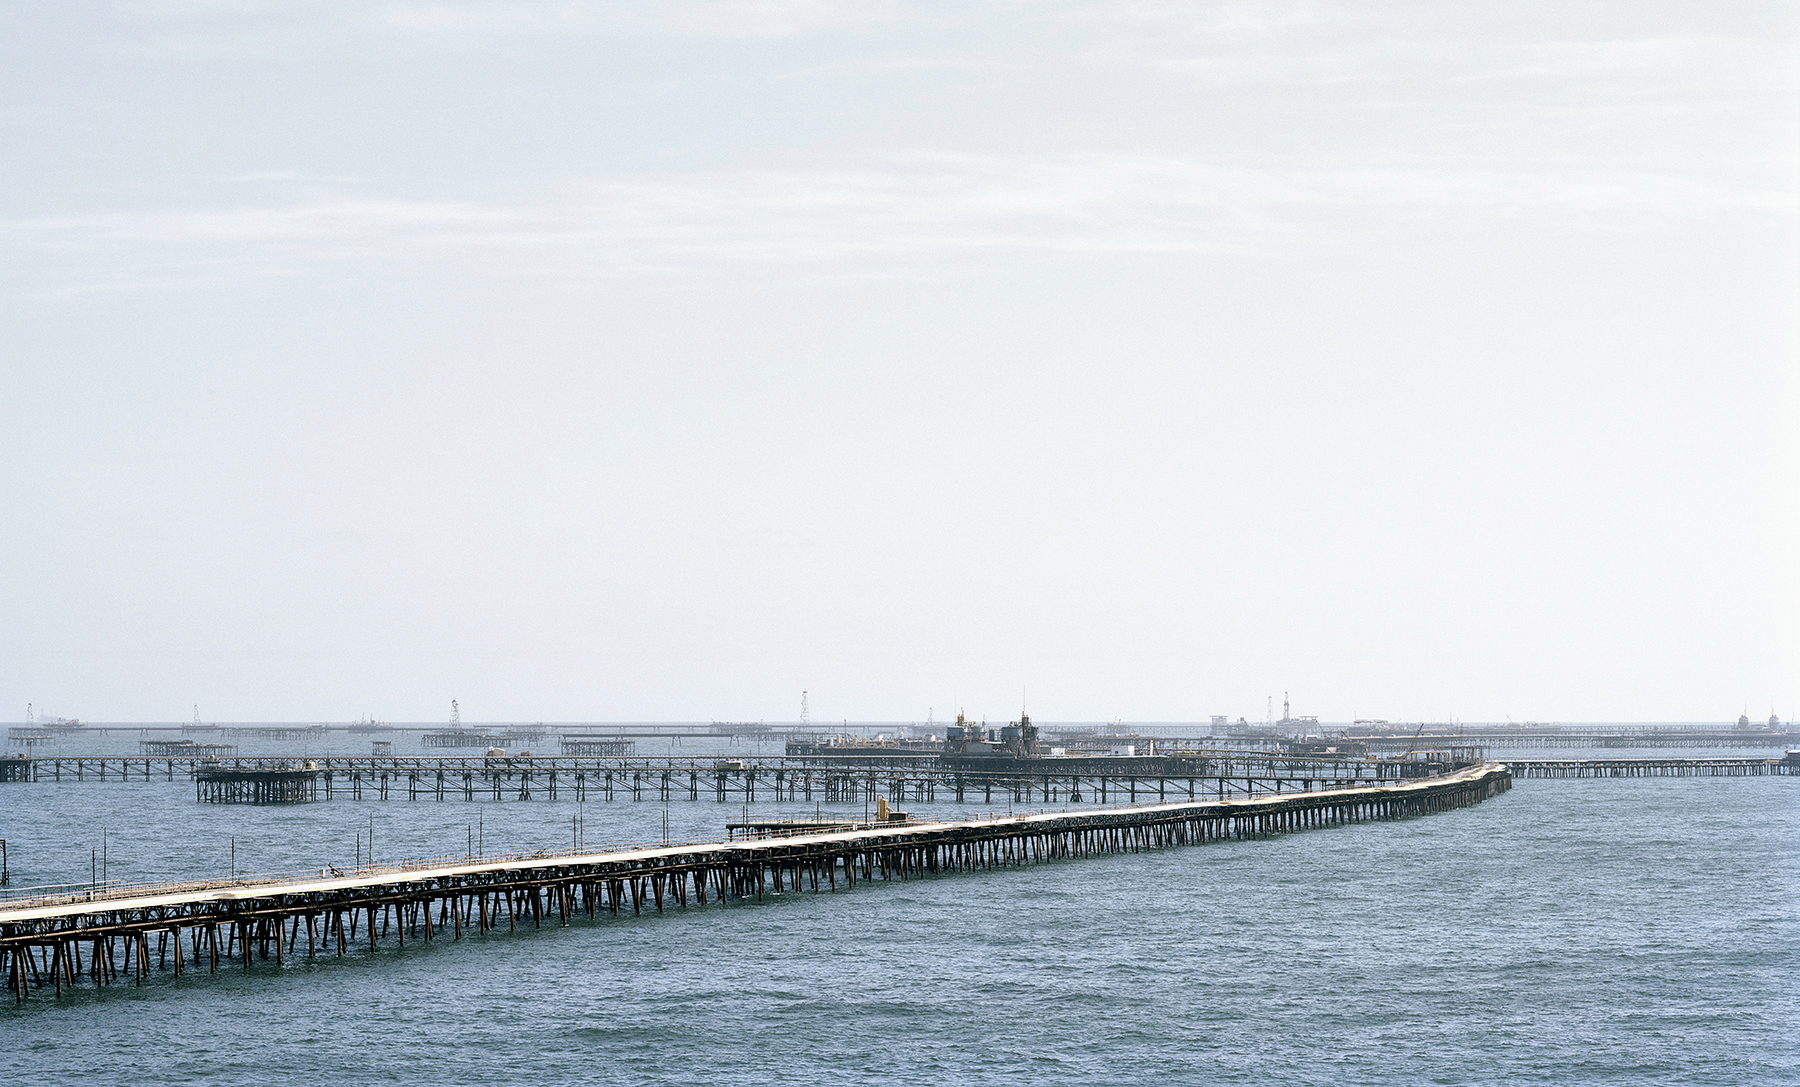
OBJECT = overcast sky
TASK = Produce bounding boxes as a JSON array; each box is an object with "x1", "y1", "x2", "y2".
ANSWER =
[{"x1": 2, "y1": 1, "x2": 1795, "y2": 725}]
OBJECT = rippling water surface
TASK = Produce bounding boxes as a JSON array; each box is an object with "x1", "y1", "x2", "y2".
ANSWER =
[{"x1": 3, "y1": 762, "x2": 1795, "y2": 1085}]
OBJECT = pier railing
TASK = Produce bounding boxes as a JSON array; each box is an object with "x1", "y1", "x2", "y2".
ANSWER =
[
  {"x1": 0, "y1": 804, "x2": 1194, "y2": 910},
  {"x1": 0, "y1": 808, "x2": 1062, "y2": 910},
  {"x1": 0, "y1": 840, "x2": 727, "y2": 910}
]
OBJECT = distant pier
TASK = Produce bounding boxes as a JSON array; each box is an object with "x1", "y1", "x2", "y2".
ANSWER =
[
  {"x1": 0, "y1": 751, "x2": 1466, "y2": 805},
  {"x1": 1506, "y1": 756, "x2": 1794, "y2": 778},
  {"x1": 4, "y1": 751, "x2": 1788, "y2": 805},
  {"x1": 1345, "y1": 727, "x2": 1797, "y2": 751},
  {"x1": 0, "y1": 764, "x2": 1511, "y2": 1002}
]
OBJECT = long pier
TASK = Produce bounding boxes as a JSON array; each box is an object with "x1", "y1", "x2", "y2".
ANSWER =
[
  {"x1": 0, "y1": 752, "x2": 1452, "y2": 805},
  {"x1": 0, "y1": 763, "x2": 1511, "y2": 1002},
  {"x1": 1351, "y1": 728, "x2": 1797, "y2": 750},
  {"x1": 1506, "y1": 756, "x2": 1794, "y2": 778},
  {"x1": 7, "y1": 752, "x2": 1792, "y2": 802}
]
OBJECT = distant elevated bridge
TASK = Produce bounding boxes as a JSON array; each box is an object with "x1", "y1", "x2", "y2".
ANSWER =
[{"x1": 0, "y1": 751, "x2": 1465, "y2": 805}]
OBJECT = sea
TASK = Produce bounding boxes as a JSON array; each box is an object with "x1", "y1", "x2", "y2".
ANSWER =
[{"x1": 2, "y1": 729, "x2": 1795, "y2": 1085}]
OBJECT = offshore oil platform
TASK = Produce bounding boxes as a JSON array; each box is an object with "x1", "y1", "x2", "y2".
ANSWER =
[{"x1": 784, "y1": 710, "x2": 1484, "y2": 785}]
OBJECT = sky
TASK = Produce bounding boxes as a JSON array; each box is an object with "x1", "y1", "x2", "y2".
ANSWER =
[{"x1": 1, "y1": 1, "x2": 1796, "y2": 725}]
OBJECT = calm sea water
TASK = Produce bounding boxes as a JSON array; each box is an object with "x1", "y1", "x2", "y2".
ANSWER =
[{"x1": 2, "y1": 758, "x2": 1795, "y2": 1085}]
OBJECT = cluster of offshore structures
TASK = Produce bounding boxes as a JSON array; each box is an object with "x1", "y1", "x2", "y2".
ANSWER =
[
  {"x1": 786, "y1": 710, "x2": 1799, "y2": 760},
  {"x1": 791, "y1": 713, "x2": 1415, "y2": 763},
  {"x1": 3, "y1": 723, "x2": 1791, "y2": 816},
  {"x1": 10, "y1": 700, "x2": 1792, "y2": 761},
  {"x1": 1, "y1": 709, "x2": 1499, "y2": 804}
]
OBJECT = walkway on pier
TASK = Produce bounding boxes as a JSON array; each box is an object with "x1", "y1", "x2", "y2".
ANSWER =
[{"x1": 0, "y1": 763, "x2": 1511, "y2": 1002}]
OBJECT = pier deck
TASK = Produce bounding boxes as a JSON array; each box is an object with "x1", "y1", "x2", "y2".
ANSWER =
[{"x1": 0, "y1": 764, "x2": 1510, "y2": 1001}]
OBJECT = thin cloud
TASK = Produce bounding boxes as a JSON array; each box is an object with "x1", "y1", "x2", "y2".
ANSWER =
[
  {"x1": 5, "y1": 154, "x2": 1791, "y2": 294},
  {"x1": 1456, "y1": 34, "x2": 1793, "y2": 91},
  {"x1": 378, "y1": 0, "x2": 923, "y2": 38}
]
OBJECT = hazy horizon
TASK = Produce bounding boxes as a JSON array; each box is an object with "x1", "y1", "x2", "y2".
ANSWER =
[{"x1": 17, "y1": 715, "x2": 1787, "y2": 729}]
